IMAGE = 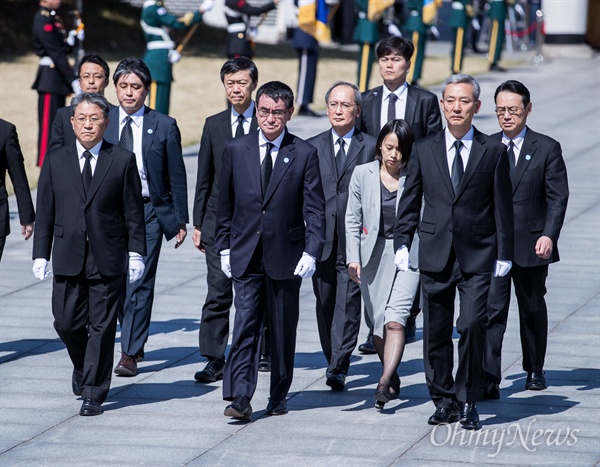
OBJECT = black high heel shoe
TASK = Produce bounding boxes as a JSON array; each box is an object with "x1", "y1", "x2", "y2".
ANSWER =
[{"x1": 374, "y1": 383, "x2": 392, "y2": 408}]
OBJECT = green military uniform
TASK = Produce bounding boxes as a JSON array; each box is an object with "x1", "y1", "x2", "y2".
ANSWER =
[
  {"x1": 487, "y1": 0, "x2": 508, "y2": 68},
  {"x1": 353, "y1": 0, "x2": 380, "y2": 93},
  {"x1": 449, "y1": 0, "x2": 473, "y2": 74},
  {"x1": 405, "y1": 0, "x2": 428, "y2": 85},
  {"x1": 141, "y1": 1, "x2": 203, "y2": 115}
]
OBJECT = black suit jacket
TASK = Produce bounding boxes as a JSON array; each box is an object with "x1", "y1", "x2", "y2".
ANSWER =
[
  {"x1": 492, "y1": 127, "x2": 568, "y2": 267},
  {"x1": 357, "y1": 85, "x2": 443, "y2": 140},
  {"x1": 105, "y1": 106, "x2": 188, "y2": 240},
  {"x1": 215, "y1": 130, "x2": 326, "y2": 280},
  {"x1": 395, "y1": 128, "x2": 514, "y2": 273},
  {"x1": 33, "y1": 141, "x2": 146, "y2": 276},
  {"x1": 307, "y1": 128, "x2": 376, "y2": 261},
  {"x1": 0, "y1": 120, "x2": 35, "y2": 237},
  {"x1": 193, "y1": 108, "x2": 258, "y2": 239}
]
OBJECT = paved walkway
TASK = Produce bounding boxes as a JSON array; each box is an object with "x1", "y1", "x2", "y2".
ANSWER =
[{"x1": 1, "y1": 45, "x2": 599, "y2": 466}]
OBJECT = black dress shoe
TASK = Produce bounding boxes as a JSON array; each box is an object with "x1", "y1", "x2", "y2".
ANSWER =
[
  {"x1": 298, "y1": 105, "x2": 321, "y2": 117},
  {"x1": 258, "y1": 354, "x2": 271, "y2": 372},
  {"x1": 224, "y1": 395, "x2": 252, "y2": 420},
  {"x1": 428, "y1": 405, "x2": 460, "y2": 425},
  {"x1": 72, "y1": 369, "x2": 83, "y2": 396},
  {"x1": 266, "y1": 399, "x2": 288, "y2": 415},
  {"x1": 326, "y1": 372, "x2": 346, "y2": 391},
  {"x1": 460, "y1": 402, "x2": 482, "y2": 430},
  {"x1": 194, "y1": 359, "x2": 224, "y2": 383},
  {"x1": 358, "y1": 334, "x2": 377, "y2": 354},
  {"x1": 79, "y1": 398, "x2": 103, "y2": 416},
  {"x1": 490, "y1": 63, "x2": 507, "y2": 72},
  {"x1": 484, "y1": 381, "x2": 500, "y2": 400},
  {"x1": 525, "y1": 371, "x2": 547, "y2": 390},
  {"x1": 114, "y1": 353, "x2": 137, "y2": 377},
  {"x1": 405, "y1": 319, "x2": 417, "y2": 344}
]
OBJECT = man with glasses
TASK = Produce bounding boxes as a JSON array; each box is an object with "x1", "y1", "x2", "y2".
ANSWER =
[
  {"x1": 307, "y1": 81, "x2": 376, "y2": 391},
  {"x1": 48, "y1": 54, "x2": 112, "y2": 153},
  {"x1": 32, "y1": 92, "x2": 146, "y2": 416},
  {"x1": 216, "y1": 81, "x2": 325, "y2": 419},
  {"x1": 484, "y1": 80, "x2": 569, "y2": 399}
]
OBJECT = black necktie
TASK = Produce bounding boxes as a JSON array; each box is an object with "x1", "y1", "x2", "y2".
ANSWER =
[
  {"x1": 451, "y1": 140, "x2": 463, "y2": 195},
  {"x1": 387, "y1": 93, "x2": 398, "y2": 123},
  {"x1": 507, "y1": 140, "x2": 516, "y2": 175},
  {"x1": 335, "y1": 137, "x2": 346, "y2": 175},
  {"x1": 119, "y1": 116, "x2": 134, "y2": 152},
  {"x1": 235, "y1": 114, "x2": 245, "y2": 138},
  {"x1": 82, "y1": 150, "x2": 93, "y2": 198},
  {"x1": 261, "y1": 142, "x2": 273, "y2": 195}
]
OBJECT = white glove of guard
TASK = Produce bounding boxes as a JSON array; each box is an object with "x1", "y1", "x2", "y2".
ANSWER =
[
  {"x1": 71, "y1": 79, "x2": 82, "y2": 95},
  {"x1": 394, "y1": 246, "x2": 410, "y2": 272},
  {"x1": 220, "y1": 249, "x2": 232, "y2": 278},
  {"x1": 494, "y1": 260, "x2": 512, "y2": 277},
  {"x1": 32, "y1": 258, "x2": 50, "y2": 280},
  {"x1": 77, "y1": 29, "x2": 85, "y2": 41},
  {"x1": 248, "y1": 27, "x2": 259, "y2": 39},
  {"x1": 294, "y1": 253, "x2": 316, "y2": 278},
  {"x1": 429, "y1": 25, "x2": 440, "y2": 40},
  {"x1": 168, "y1": 50, "x2": 182, "y2": 64},
  {"x1": 388, "y1": 23, "x2": 402, "y2": 37},
  {"x1": 128, "y1": 253, "x2": 145, "y2": 283},
  {"x1": 199, "y1": 0, "x2": 214, "y2": 12},
  {"x1": 514, "y1": 3, "x2": 525, "y2": 17},
  {"x1": 67, "y1": 30, "x2": 77, "y2": 47}
]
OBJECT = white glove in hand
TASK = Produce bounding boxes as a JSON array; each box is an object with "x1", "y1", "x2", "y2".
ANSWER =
[
  {"x1": 71, "y1": 79, "x2": 82, "y2": 95},
  {"x1": 76, "y1": 29, "x2": 85, "y2": 41},
  {"x1": 128, "y1": 253, "x2": 145, "y2": 283},
  {"x1": 67, "y1": 30, "x2": 77, "y2": 47},
  {"x1": 494, "y1": 260, "x2": 512, "y2": 277},
  {"x1": 168, "y1": 50, "x2": 182, "y2": 64},
  {"x1": 394, "y1": 246, "x2": 409, "y2": 272},
  {"x1": 294, "y1": 253, "x2": 316, "y2": 278},
  {"x1": 220, "y1": 250, "x2": 232, "y2": 278},
  {"x1": 200, "y1": 0, "x2": 214, "y2": 12},
  {"x1": 471, "y1": 18, "x2": 481, "y2": 31},
  {"x1": 429, "y1": 25, "x2": 440, "y2": 39},
  {"x1": 32, "y1": 258, "x2": 50, "y2": 280},
  {"x1": 388, "y1": 23, "x2": 402, "y2": 37}
]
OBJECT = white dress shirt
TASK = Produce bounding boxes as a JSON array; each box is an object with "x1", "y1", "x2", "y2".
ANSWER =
[
  {"x1": 231, "y1": 101, "x2": 255, "y2": 137},
  {"x1": 76, "y1": 140, "x2": 103, "y2": 175},
  {"x1": 119, "y1": 106, "x2": 149, "y2": 197},
  {"x1": 380, "y1": 82, "x2": 408, "y2": 129},
  {"x1": 445, "y1": 126, "x2": 475, "y2": 176},
  {"x1": 501, "y1": 127, "x2": 527, "y2": 166},
  {"x1": 331, "y1": 127, "x2": 354, "y2": 156},
  {"x1": 258, "y1": 129, "x2": 286, "y2": 167}
]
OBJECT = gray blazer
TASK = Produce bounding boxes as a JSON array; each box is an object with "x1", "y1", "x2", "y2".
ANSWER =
[{"x1": 346, "y1": 160, "x2": 418, "y2": 268}]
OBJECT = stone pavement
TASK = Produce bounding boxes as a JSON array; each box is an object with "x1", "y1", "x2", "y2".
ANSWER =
[{"x1": 1, "y1": 46, "x2": 599, "y2": 466}]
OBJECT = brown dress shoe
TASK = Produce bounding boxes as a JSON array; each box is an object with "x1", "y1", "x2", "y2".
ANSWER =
[{"x1": 114, "y1": 354, "x2": 137, "y2": 377}]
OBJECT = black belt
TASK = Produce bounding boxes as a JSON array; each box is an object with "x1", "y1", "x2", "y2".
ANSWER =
[{"x1": 142, "y1": 197, "x2": 151, "y2": 203}]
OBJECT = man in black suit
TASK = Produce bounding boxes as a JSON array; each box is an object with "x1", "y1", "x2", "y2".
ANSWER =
[
  {"x1": 32, "y1": 93, "x2": 146, "y2": 416},
  {"x1": 216, "y1": 81, "x2": 325, "y2": 419},
  {"x1": 192, "y1": 57, "x2": 263, "y2": 383},
  {"x1": 394, "y1": 74, "x2": 514, "y2": 430},
  {"x1": 48, "y1": 54, "x2": 111, "y2": 153},
  {"x1": 484, "y1": 80, "x2": 569, "y2": 398},
  {"x1": 307, "y1": 81, "x2": 376, "y2": 390},
  {"x1": 0, "y1": 120, "x2": 35, "y2": 261},
  {"x1": 356, "y1": 36, "x2": 443, "y2": 352},
  {"x1": 105, "y1": 58, "x2": 189, "y2": 377}
]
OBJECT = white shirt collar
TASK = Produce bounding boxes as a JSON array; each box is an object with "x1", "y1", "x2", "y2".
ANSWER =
[
  {"x1": 383, "y1": 82, "x2": 408, "y2": 101},
  {"x1": 119, "y1": 106, "x2": 145, "y2": 127},
  {"x1": 231, "y1": 101, "x2": 255, "y2": 124},
  {"x1": 259, "y1": 129, "x2": 286, "y2": 149},
  {"x1": 445, "y1": 126, "x2": 475, "y2": 151},
  {"x1": 502, "y1": 127, "x2": 527, "y2": 150},
  {"x1": 76, "y1": 140, "x2": 103, "y2": 159}
]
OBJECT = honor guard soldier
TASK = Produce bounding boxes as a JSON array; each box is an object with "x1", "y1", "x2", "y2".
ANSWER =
[
  {"x1": 405, "y1": 0, "x2": 442, "y2": 86},
  {"x1": 224, "y1": 0, "x2": 279, "y2": 59},
  {"x1": 353, "y1": 0, "x2": 381, "y2": 93},
  {"x1": 32, "y1": 0, "x2": 80, "y2": 166},
  {"x1": 141, "y1": 0, "x2": 213, "y2": 115},
  {"x1": 487, "y1": 0, "x2": 511, "y2": 71},
  {"x1": 449, "y1": 0, "x2": 474, "y2": 74}
]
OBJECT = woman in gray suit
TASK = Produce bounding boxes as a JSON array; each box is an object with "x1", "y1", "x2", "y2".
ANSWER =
[{"x1": 346, "y1": 119, "x2": 419, "y2": 408}]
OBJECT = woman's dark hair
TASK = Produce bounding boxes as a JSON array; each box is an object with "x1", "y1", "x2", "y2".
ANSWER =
[{"x1": 374, "y1": 119, "x2": 415, "y2": 171}]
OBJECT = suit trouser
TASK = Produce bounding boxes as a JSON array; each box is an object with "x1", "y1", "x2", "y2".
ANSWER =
[
  {"x1": 421, "y1": 252, "x2": 490, "y2": 407},
  {"x1": 120, "y1": 202, "x2": 163, "y2": 356},
  {"x1": 52, "y1": 243, "x2": 124, "y2": 403},
  {"x1": 312, "y1": 236, "x2": 361, "y2": 375},
  {"x1": 222, "y1": 242, "x2": 301, "y2": 403},
  {"x1": 295, "y1": 47, "x2": 318, "y2": 106},
  {"x1": 37, "y1": 92, "x2": 65, "y2": 166},
  {"x1": 485, "y1": 264, "x2": 549, "y2": 382}
]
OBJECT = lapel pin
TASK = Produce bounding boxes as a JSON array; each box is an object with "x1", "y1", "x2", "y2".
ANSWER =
[
  {"x1": 284, "y1": 157, "x2": 289, "y2": 163},
  {"x1": 147, "y1": 129, "x2": 153, "y2": 134},
  {"x1": 525, "y1": 154, "x2": 531, "y2": 160}
]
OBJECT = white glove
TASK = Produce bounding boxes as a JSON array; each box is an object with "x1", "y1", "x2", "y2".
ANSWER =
[
  {"x1": 471, "y1": 18, "x2": 481, "y2": 31},
  {"x1": 429, "y1": 25, "x2": 440, "y2": 40},
  {"x1": 388, "y1": 23, "x2": 402, "y2": 37},
  {"x1": 514, "y1": 3, "x2": 525, "y2": 17},
  {"x1": 32, "y1": 258, "x2": 50, "y2": 280},
  {"x1": 168, "y1": 50, "x2": 182, "y2": 64},
  {"x1": 71, "y1": 79, "x2": 82, "y2": 95},
  {"x1": 394, "y1": 246, "x2": 409, "y2": 272},
  {"x1": 128, "y1": 253, "x2": 145, "y2": 283},
  {"x1": 294, "y1": 253, "x2": 316, "y2": 279},
  {"x1": 220, "y1": 250, "x2": 232, "y2": 278},
  {"x1": 248, "y1": 27, "x2": 259, "y2": 39},
  {"x1": 67, "y1": 30, "x2": 77, "y2": 47},
  {"x1": 199, "y1": 0, "x2": 214, "y2": 12},
  {"x1": 494, "y1": 260, "x2": 512, "y2": 277}
]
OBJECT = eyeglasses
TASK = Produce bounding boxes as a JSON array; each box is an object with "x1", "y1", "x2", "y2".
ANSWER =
[
  {"x1": 327, "y1": 102, "x2": 356, "y2": 112},
  {"x1": 495, "y1": 107, "x2": 524, "y2": 116},
  {"x1": 73, "y1": 116, "x2": 104, "y2": 125},
  {"x1": 80, "y1": 73, "x2": 106, "y2": 81},
  {"x1": 257, "y1": 107, "x2": 289, "y2": 118}
]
